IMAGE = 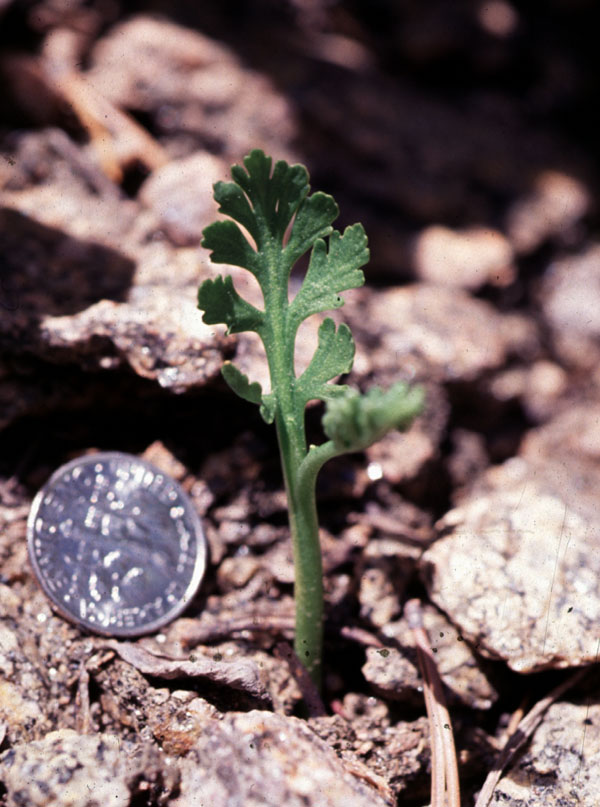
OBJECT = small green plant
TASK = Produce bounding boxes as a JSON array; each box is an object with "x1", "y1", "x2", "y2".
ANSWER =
[{"x1": 198, "y1": 150, "x2": 423, "y2": 686}]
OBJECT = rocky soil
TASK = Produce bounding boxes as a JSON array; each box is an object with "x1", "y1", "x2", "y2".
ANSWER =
[{"x1": 1, "y1": 1, "x2": 600, "y2": 805}]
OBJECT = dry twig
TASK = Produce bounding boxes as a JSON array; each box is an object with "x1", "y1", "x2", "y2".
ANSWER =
[
  {"x1": 100, "y1": 639, "x2": 268, "y2": 701},
  {"x1": 75, "y1": 659, "x2": 92, "y2": 734},
  {"x1": 56, "y1": 72, "x2": 169, "y2": 182},
  {"x1": 168, "y1": 614, "x2": 296, "y2": 648},
  {"x1": 474, "y1": 667, "x2": 589, "y2": 807},
  {"x1": 339, "y1": 624, "x2": 384, "y2": 648},
  {"x1": 405, "y1": 598, "x2": 461, "y2": 807},
  {"x1": 42, "y1": 27, "x2": 168, "y2": 182}
]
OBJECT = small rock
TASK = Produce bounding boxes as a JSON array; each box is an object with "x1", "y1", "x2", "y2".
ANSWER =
[
  {"x1": 0, "y1": 625, "x2": 18, "y2": 676},
  {"x1": 422, "y1": 418, "x2": 600, "y2": 672},
  {"x1": 521, "y1": 402, "x2": 600, "y2": 466},
  {"x1": 309, "y1": 701, "x2": 430, "y2": 803},
  {"x1": 95, "y1": 658, "x2": 212, "y2": 741},
  {"x1": 358, "y1": 538, "x2": 421, "y2": 628},
  {"x1": 0, "y1": 501, "x2": 29, "y2": 582},
  {"x1": 358, "y1": 561, "x2": 403, "y2": 628},
  {"x1": 0, "y1": 729, "x2": 178, "y2": 807},
  {"x1": 139, "y1": 152, "x2": 229, "y2": 246},
  {"x1": 0, "y1": 681, "x2": 48, "y2": 744},
  {"x1": 174, "y1": 710, "x2": 394, "y2": 807},
  {"x1": 364, "y1": 427, "x2": 438, "y2": 486},
  {"x1": 362, "y1": 604, "x2": 498, "y2": 709},
  {"x1": 141, "y1": 441, "x2": 189, "y2": 480},
  {"x1": 0, "y1": 132, "x2": 234, "y2": 397},
  {"x1": 0, "y1": 204, "x2": 134, "y2": 329},
  {"x1": 86, "y1": 16, "x2": 296, "y2": 161},
  {"x1": 494, "y1": 699, "x2": 600, "y2": 805},
  {"x1": 1, "y1": 130, "x2": 136, "y2": 246},
  {"x1": 217, "y1": 555, "x2": 262, "y2": 590},
  {"x1": 39, "y1": 294, "x2": 226, "y2": 392},
  {"x1": 0, "y1": 594, "x2": 74, "y2": 744},
  {"x1": 361, "y1": 285, "x2": 508, "y2": 382},
  {"x1": 412, "y1": 225, "x2": 515, "y2": 289},
  {"x1": 362, "y1": 647, "x2": 421, "y2": 704},
  {"x1": 489, "y1": 359, "x2": 568, "y2": 421},
  {"x1": 540, "y1": 244, "x2": 600, "y2": 371},
  {"x1": 506, "y1": 170, "x2": 590, "y2": 254}
]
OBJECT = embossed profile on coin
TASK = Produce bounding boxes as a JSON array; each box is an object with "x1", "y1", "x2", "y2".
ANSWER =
[{"x1": 27, "y1": 452, "x2": 207, "y2": 636}]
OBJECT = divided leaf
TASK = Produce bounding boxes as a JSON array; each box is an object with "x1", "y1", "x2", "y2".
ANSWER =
[
  {"x1": 212, "y1": 181, "x2": 260, "y2": 244},
  {"x1": 201, "y1": 150, "x2": 330, "y2": 288},
  {"x1": 201, "y1": 221, "x2": 262, "y2": 280},
  {"x1": 322, "y1": 382, "x2": 425, "y2": 452},
  {"x1": 284, "y1": 192, "x2": 339, "y2": 266},
  {"x1": 295, "y1": 319, "x2": 355, "y2": 409},
  {"x1": 199, "y1": 151, "x2": 423, "y2": 450},
  {"x1": 198, "y1": 275, "x2": 264, "y2": 335},
  {"x1": 231, "y1": 150, "x2": 311, "y2": 242},
  {"x1": 288, "y1": 224, "x2": 369, "y2": 329},
  {"x1": 221, "y1": 362, "x2": 263, "y2": 405},
  {"x1": 220, "y1": 363, "x2": 276, "y2": 424},
  {"x1": 265, "y1": 159, "x2": 312, "y2": 240}
]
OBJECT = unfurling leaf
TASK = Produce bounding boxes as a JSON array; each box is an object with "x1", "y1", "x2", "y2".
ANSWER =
[{"x1": 322, "y1": 382, "x2": 425, "y2": 451}]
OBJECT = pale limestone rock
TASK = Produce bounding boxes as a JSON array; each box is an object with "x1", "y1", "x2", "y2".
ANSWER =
[
  {"x1": 0, "y1": 729, "x2": 177, "y2": 807},
  {"x1": 507, "y1": 170, "x2": 589, "y2": 254},
  {"x1": 540, "y1": 245, "x2": 600, "y2": 371},
  {"x1": 494, "y1": 699, "x2": 600, "y2": 806},
  {"x1": 423, "y1": 444, "x2": 600, "y2": 672},
  {"x1": 412, "y1": 225, "x2": 515, "y2": 289},
  {"x1": 174, "y1": 710, "x2": 394, "y2": 807}
]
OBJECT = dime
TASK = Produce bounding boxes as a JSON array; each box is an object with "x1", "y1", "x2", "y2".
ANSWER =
[{"x1": 27, "y1": 452, "x2": 207, "y2": 637}]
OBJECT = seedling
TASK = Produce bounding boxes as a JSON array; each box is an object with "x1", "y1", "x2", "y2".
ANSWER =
[{"x1": 198, "y1": 150, "x2": 423, "y2": 685}]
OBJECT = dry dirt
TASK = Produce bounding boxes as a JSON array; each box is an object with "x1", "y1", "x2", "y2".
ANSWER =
[{"x1": 1, "y1": 2, "x2": 600, "y2": 806}]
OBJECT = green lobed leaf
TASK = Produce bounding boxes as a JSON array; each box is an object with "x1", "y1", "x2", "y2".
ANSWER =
[
  {"x1": 213, "y1": 181, "x2": 260, "y2": 245},
  {"x1": 233, "y1": 150, "x2": 272, "y2": 196},
  {"x1": 222, "y1": 362, "x2": 263, "y2": 404},
  {"x1": 198, "y1": 275, "x2": 264, "y2": 335},
  {"x1": 201, "y1": 221, "x2": 262, "y2": 280},
  {"x1": 322, "y1": 382, "x2": 425, "y2": 452},
  {"x1": 284, "y1": 192, "x2": 339, "y2": 267},
  {"x1": 288, "y1": 224, "x2": 369, "y2": 328},
  {"x1": 294, "y1": 319, "x2": 355, "y2": 408},
  {"x1": 269, "y1": 161, "x2": 311, "y2": 239},
  {"x1": 230, "y1": 150, "x2": 310, "y2": 243}
]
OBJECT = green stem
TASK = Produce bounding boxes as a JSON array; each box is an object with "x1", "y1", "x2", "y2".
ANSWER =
[
  {"x1": 259, "y1": 237, "x2": 326, "y2": 685},
  {"x1": 284, "y1": 440, "x2": 345, "y2": 686},
  {"x1": 259, "y1": 234, "x2": 335, "y2": 686},
  {"x1": 277, "y1": 420, "x2": 324, "y2": 686}
]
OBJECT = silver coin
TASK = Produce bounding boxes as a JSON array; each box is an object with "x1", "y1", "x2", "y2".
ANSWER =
[{"x1": 27, "y1": 451, "x2": 207, "y2": 637}]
